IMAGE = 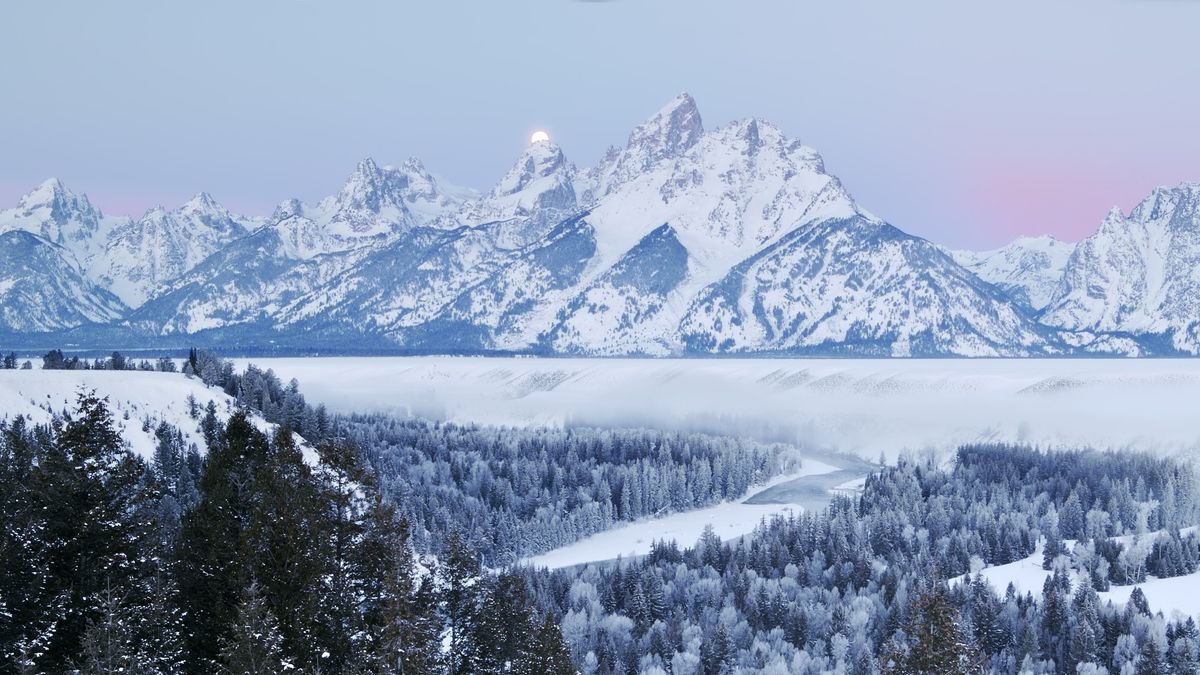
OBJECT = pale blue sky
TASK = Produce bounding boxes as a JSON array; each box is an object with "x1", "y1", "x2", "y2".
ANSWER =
[{"x1": 2, "y1": 0, "x2": 1198, "y2": 248}]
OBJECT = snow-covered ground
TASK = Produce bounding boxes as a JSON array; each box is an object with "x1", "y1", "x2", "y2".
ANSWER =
[
  {"x1": 236, "y1": 357, "x2": 1200, "y2": 460},
  {"x1": 953, "y1": 531, "x2": 1200, "y2": 620},
  {"x1": 0, "y1": 370, "x2": 296, "y2": 461},
  {"x1": 521, "y1": 458, "x2": 840, "y2": 570}
]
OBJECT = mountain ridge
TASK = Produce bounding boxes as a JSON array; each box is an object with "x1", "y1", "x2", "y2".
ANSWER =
[{"x1": 1, "y1": 95, "x2": 1196, "y2": 356}]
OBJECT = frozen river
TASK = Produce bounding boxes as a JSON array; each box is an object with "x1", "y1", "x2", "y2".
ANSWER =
[{"x1": 235, "y1": 357, "x2": 1200, "y2": 460}]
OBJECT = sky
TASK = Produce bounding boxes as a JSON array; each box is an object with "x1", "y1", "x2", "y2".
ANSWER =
[{"x1": 2, "y1": 0, "x2": 1199, "y2": 249}]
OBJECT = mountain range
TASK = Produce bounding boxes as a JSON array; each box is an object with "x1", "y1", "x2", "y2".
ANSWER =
[{"x1": 2, "y1": 93, "x2": 1197, "y2": 356}]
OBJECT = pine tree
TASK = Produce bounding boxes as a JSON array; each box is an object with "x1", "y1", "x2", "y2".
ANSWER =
[
  {"x1": 0, "y1": 416, "x2": 49, "y2": 671},
  {"x1": 313, "y1": 439, "x2": 372, "y2": 671},
  {"x1": 1170, "y1": 632, "x2": 1199, "y2": 675},
  {"x1": 77, "y1": 584, "x2": 152, "y2": 674},
  {"x1": 474, "y1": 572, "x2": 536, "y2": 672},
  {"x1": 1042, "y1": 528, "x2": 1066, "y2": 570},
  {"x1": 242, "y1": 428, "x2": 327, "y2": 669},
  {"x1": 440, "y1": 531, "x2": 482, "y2": 675},
  {"x1": 884, "y1": 585, "x2": 981, "y2": 675},
  {"x1": 219, "y1": 582, "x2": 289, "y2": 675},
  {"x1": 176, "y1": 411, "x2": 271, "y2": 671},
  {"x1": 525, "y1": 612, "x2": 575, "y2": 675},
  {"x1": 28, "y1": 392, "x2": 154, "y2": 671},
  {"x1": 361, "y1": 503, "x2": 439, "y2": 674},
  {"x1": 1137, "y1": 637, "x2": 1166, "y2": 675},
  {"x1": 700, "y1": 624, "x2": 733, "y2": 675}
]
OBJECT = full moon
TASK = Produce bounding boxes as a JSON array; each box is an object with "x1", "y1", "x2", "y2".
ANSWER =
[{"x1": 530, "y1": 130, "x2": 551, "y2": 144}]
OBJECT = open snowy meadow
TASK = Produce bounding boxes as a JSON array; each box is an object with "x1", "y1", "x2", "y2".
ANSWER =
[{"x1": 237, "y1": 356, "x2": 1200, "y2": 461}]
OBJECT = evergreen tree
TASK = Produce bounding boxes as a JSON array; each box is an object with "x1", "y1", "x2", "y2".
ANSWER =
[
  {"x1": 440, "y1": 530, "x2": 482, "y2": 674},
  {"x1": 526, "y1": 612, "x2": 575, "y2": 675},
  {"x1": 218, "y1": 582, "x2": 289, "y2": 675},
  {"x1": 700, "y1": 623, "x2": 733, "y2": 675},
  {"x1": 27, "y1": 391, "x2": 154, "y2": 671},
  {"x1": 312, "y1": 439, "x2": 372, "y2": 671},
  {"x1": 77, "y1": 586, "x2": 135, "y2": 675},
  {"x1": 884, "y1": 585, "x2": 981, "y2": 675},
  {"x1": 475, "y1": 572, "x2": 536, "y2": 672},
  {"x1": 175, "y1": 411, "x2": 271, "y2": 671},
  {"x1": 1136, "y1": 637, "x2": 1166, "y2": 675},
  {"x1": 361, "y1": 503, "x2": 439, "y2": 674},
  {"x1": 242, "y1": 428, "x2": 327, "y2": 669},
  {"x1": 0, "y1": 416, "x2": 48, "y2": 671}
]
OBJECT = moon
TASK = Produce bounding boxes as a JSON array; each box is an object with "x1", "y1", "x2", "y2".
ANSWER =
[{"x1": 530, "y1": 130, "x2": 551, "y2": 144}]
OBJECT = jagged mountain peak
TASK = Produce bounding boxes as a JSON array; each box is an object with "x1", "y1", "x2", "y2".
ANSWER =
[
  {"x1": 491, "y1": 141, "x2": 573, "y2": 198},
  {"x1": 627, "y1": 92, "x2": 704, "y2": 160},
  {"x1": 587, "y1": 94, "x2": 705, "y2": 198},
  {"x1": 328, "y1": 156, "x2": 468, "y2": 229},
  {"x1": 15, "y1": 177, "x2": 98, "y2": 216},
  {"x1": 448, "y1": 142, "x2": 578, "y2": 236},
  {"x1": 1, "y1": 177, "x2": 115, "y2": 259},
  {"x1": 1129, "y1": 182, "x2": 1200, "y2": 224},
  {"x1": 272, "y1": 198, "x2": 305, "y2": 222},
  {"x1": 1041, "y1": 182, "x2": 1200, "y2": 352},
  {"x1": 400, "y1": 156, "x2": 426, "y2": 172},
  {"x1": 180, "y1": 191, "x2": 228, "y2": 217},
  {"x1": 22, "y1": 177, "x2": 70, "y2": 202},
  {"x1": 335, "y1": 157, "x2": 398, "y2": 205}
]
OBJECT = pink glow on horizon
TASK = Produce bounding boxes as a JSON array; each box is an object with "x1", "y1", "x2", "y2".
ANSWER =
[{"x1": 953, "y1": 155, "x2": 1193, "y2": 247}]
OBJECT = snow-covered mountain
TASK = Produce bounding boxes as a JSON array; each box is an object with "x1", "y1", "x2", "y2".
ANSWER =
[
  {"x1": 0, "y1": 230, "x2": 127, "y2": 333},
  {"x1": 1041, "y1": 183, "x2": 1200, "y2": 352},
  {"x1": 0, "y1": 179, "x2": 261, "y2": 309},
  {"x1": 2, "y1": 95, "x2": 1196, "y2": 356},
  {"x1": 951, "y1": 235, "x2": 1075, "y2": 311},
  {"x1": 259, "y1": 95, "x2": 1055, "y2": 356},
  {"x1": 267, "y1": 157, "x2": 473, "y2": 259},
  {"x1": 0, "y1": 178, "x2": 123, "y2": 267},
  {"x1": 127, "y1": 158, "x2": 473, "y2": 336},
  {"x1": 96, "y1": 193, "x2": 255, "y2": 306}
]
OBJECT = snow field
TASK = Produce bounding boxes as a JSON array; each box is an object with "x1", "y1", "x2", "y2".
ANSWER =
[{"x1": 952, "y1": 530, "x2": 1200, "y2": 620}]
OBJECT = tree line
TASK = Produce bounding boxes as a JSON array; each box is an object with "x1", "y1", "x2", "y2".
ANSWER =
[{"x1": 0, "y1": 392, "x2": 574, "y2": 673}]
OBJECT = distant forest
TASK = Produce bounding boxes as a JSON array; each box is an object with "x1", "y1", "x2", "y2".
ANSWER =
[{"x1": 3, "y1": 350, "x2": 1200, "y2": 674}]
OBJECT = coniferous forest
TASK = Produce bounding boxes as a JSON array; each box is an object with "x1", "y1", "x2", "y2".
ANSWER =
[{"x1": 3, "y1": 354, "x2": 1200, "y2": 673}]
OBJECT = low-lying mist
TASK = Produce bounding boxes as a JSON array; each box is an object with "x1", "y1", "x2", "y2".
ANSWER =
[{"x1": 234, "y1": 356, "x2": 1200, "y2": 462}]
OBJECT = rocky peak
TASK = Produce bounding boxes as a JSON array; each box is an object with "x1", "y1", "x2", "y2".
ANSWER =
[
  {"x1": 492, "y1": 142, "x2": 573, "y2": 198},
  {"x1": 1129, "y1": 182, "x2": 1200, "y2": 227},
  {"x1": 624, "y1": 92, "x2": 704, "y2": 165},
  {"x1": 15, "y1": 178, "x2": 100, "y2": 221},
  {"x1": 587, "y1": 94, "x2": 706, "y2": 199},
  {"x1": 181, "y1": 191, "x2": 226, "y2": 216},
  {"x1": 272, "y1": 198, "x2": 305, "y2": 222}
]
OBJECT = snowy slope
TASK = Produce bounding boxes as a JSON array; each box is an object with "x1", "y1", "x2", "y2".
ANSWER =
[
  {"x1": 0, "y1": 369, "x2": 290, "y2": 461},
  {"x1": 1042, "y1": 184, "x2": 1200, "y2": 353},
  {"x1": 679, "y1": 216, "x2": 1053, "y2": 356},
  {"x1": 951, "y1": 235, "x2": 1075, "y2": 311}
]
